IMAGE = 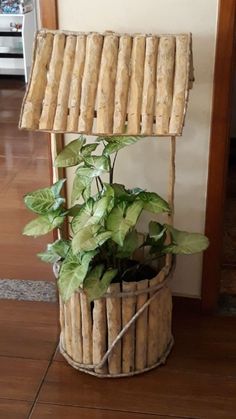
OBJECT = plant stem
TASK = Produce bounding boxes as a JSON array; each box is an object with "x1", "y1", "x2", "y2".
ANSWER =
[
  {"x1": 95, "y1": 177, "x2": 100, "y2": 194},
  {"x1": 98, "y1": 176, "x2": 104, "y2": 189},
  {"x1": 110, "y1": 151, "x2": 118, "y2": 184}
]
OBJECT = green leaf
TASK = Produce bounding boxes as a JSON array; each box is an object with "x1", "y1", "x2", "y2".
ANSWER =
[
  {"x1": 38, "y1": 239, "x2": 70, "y2": 263},
  {"x1": 81, "y1": 143, "x2": 98, "y2": 156},
  {"x1": 117, "y1": 229, "x2": 139, "y2": 258},
  {"x1": 84, "y1": 155, "x2": 109, "y2": 171},
  {"x1": 72, "y1": 225, "x2": 111, "y2": 253},
  {"x1": 58, "y1": 250, "x2": 95, "y2": 301},
  {"x1": 71, "y1": 200, "x2": 94, "y2": 233},
  {"x1": 23, "y1": 211, "x2": 65, "y2": 237},
  {"x1": 51, "y1": 179, "x2": 66, "y2": 197},
  {"x1": 101, "y1": 136, "x2": 142, "y2": 155},
  {"x1": 102, "y1": 183, "x2": 115, "y2": 212},
  {"x1": 149, "y1": 221, "x2": 167, "y2": 240},
  {"x1": 84, "y1": 265, "x2": 117, "y2": 302},
  {"x1": 54, "y1": 137, "x2": 85, "y2": 167},
  {"x1": 24, "y1": 180, "x2": 66, "y2": 215},
  {"x1": 164, "y1": 225, "x2": 209, "y2": 255},
  {"x1": 138, "y1": 192, "x2": 170, "y2": 214},
  {"x1": 71, "y1": 173, "x2": 92, "y2": 204},
  {"x1": 106, "y1": 201, "x2": 142, "y2": 246},
  {"x1": 76, "y1": 166, "x2": 103, "y2": 178}
]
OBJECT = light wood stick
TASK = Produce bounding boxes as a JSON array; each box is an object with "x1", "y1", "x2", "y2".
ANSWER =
[
  {"x1": 71, "y1": 292, "x2": 83, "y2": 363},
  {"x1": 67, "y1": 35, "x2": 86, "y2": 132},
  {"x1": 169, "y1": 34, "x2": 189, "y2": 134},
  {"x1": 78, "y1": 33, "x2": 103, "y2": 133},
  {"x1": 122, "y1": 281, "x2": 136, "y2": 373},
  {"x1": 59, "y1": 296, "x2": 65, "y2": 349},
  {"x1": 106, "y1": 283, "x2": 121, "y2": 374},
  {"x1": 64, "y1": 297, "x2": 73, "y2": 357},
  {"x1": 92, "y1": 299, "x2": 107, "y2": 374},
  {"x1": 141, "y1": 36, "x2": 158, "y2": 135},
  {"x1": 127, "y1": 35, "x2": 146, "y2": 134},
  {"x1": 21, "y1": 32, "x2": 53, "y2": 129},
  {"x1": 80, "y1": 292, "x2": 93, "y2": 364},
  {"x1": 113, "y1": 35, "x2": 132, "y2": 134},
  {"x1": 96, "y1": 34, "x2": 119, "y2": 134},
  {"x1": 157, "y1": 286, "x2": 172, "y2": 356},
  {"x1": 155, "y1": 36, "x2": 175, "y2": 135},
  {"x1": 53, "y1": 35, "x2": 76, "y2": 131},
  {"x1": 39, "y1": 33, "x2": 65, "y2": 130},
  {"x1": 147, "y1": 270, "x2": 165, "y2": 366},
  {"x1": 135, "y1": 279, "x2": 148, "y2": 370}
]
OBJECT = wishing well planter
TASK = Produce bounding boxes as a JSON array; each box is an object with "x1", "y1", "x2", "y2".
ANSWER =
[{"x1": 20, "y1": 29, "x2": 208, "y2": 378}]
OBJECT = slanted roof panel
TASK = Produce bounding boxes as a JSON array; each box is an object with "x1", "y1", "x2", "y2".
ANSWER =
[{"x1": 19, "y1": 29, "x2": 193, "y2": 136}]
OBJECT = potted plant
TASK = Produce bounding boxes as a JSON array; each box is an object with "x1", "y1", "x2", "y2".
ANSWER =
[{"x1": 23, "y1": 135, "x2": 209, "y2": 377}]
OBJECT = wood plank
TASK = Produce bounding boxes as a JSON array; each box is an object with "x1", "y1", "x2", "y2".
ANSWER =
[
  {"x1": 20, "y1": 32, "x2": 54, "y2": 129},
  {"x1": 39, "y1": 33, "x2": 65, "y2": 130},
  {"x1": 0, "y1": 357, "x2": 48, "y2": 401},
  {"x1": 0, "y1": 400, "x2": 31, "y2": 419},
  {"x1": 53, "y1": 35, "x2": 77, "y2": 131},
  {"x1": 127, "y1": 35, "x2": 146, "y2": 134},
  {"x1": 78, "y1": 33, "x2": 103, "y2": 133},
  {"x1": 141, "y1": 36, "x2": 158, "y2": 135},
  {"x1": 0, "y1": 300, "x2": 58, "y2": 360},
  {"x1": 169, "y1": 34, "x2": 189, "y2": 134},
  {"x1": 155, "y1": 36, "x2": 175, "y2": 135},
  {"x1": 67, "y1": 35, "x2": 86, "y2": 131},
  {"x1": 31, "y1": 403, "x2": 183, "y2": 419},
  {"x1": 39, "y1": 360, "x2": 236, "y2": 418},
  {"x1": 113, "y1": 35, "x2": 132, "y2": 133},
  {"x1": 96, "y1": 34, "x2": 119, "y2": 134}
]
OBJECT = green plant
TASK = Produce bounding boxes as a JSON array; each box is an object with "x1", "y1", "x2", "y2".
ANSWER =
[{"x1": 23, "y1": 135, "x2": 209, "y2": 302}]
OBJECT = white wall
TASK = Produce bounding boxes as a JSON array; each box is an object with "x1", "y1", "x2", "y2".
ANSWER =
[{"x1": 58, "y1": 0, "x2": 219, "y2": 298}]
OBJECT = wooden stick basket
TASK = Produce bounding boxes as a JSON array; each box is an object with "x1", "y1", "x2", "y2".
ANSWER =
[
  {"x1": 57, "y1": 263, "x2": 174, "y2": 378},
  {"x1": 19, "y1": 29, "x2": 193, "y2": 378}
]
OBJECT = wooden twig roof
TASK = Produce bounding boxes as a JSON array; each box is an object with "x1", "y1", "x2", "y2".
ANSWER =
[{"x1": 19, "y1": 29, "x2": 193, "y2": 137}]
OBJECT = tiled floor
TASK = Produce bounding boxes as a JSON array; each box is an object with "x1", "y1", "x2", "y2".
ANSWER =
[
  {"x1": 0, "y1": 76, "x2": 53, "y2": 281},
  {"x1": 0, "y1": 299, "x2": 236, "y2": 418}
]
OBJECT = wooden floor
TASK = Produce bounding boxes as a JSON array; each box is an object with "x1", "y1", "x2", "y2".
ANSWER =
[
  {"x1": 0, "y1": 77, "x2": 53, "y2": 281},
  {"x1": 0, "y1": 299, "x2": 236, "y2": 418}
]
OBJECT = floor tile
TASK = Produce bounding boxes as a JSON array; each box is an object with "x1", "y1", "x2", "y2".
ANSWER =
[
  {"x1": 0, "y1": 356, "x2": 48, "y2": 401},
  {"x1": 0, "y1": 399, "x2": 31, "y2": 419},
  {"x1": 38, "y1": 360, "x2": 236, "y2": 418},
  {"x1": 31, "y1": 403, "x2": 184, "y2": 419},
  {"x1": 0, "y1": 300, "x2": 58, "y2": 360}
]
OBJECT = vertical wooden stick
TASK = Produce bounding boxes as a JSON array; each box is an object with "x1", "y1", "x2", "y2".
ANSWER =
[
  {"x1": 141, "y1": 36, "x2": 158, "y2": 135},
  {"x1": 71, "y1": 292, "x2": 83, "y2": 363},
  {"x1": 59, "y1": 296, "x2": 65, "y2": 349},
  {"x1": 53, "y1": 35, "x2": 76, "y2": 131},
  {"x1": 92, "y1": 299, "x2": 107, "y2": 374},
  {"x1": 80, "y1": 292, "x2": 93, "y2": 365},
  {"x1": 113, "y1": 35, "x2": 132, "y2": 134},
  {"x1": 106, "y1": 283, "x2": 121, "y2": 374},
  {"x1": 20, "y1": 32, "x2": 53, "y2": 129},
  {"x1": 166, "y1": 136, "x2": 176, "y2": 270},
  {"x1": 155, "y1": 36, "x2": 175, "y2": 135},
  {"x1": 64, "y1": 297, "x2": 73, "y2": 357},
  {"x1": 169, "y1": 34, "x2": 190, "y2": 134},
  {"x1": 135, "y1": 279, "x2": 148, "y2": 370},
  {"x1": 39, "y1": 33, "x2": 65, "y2": 130},
  {"x1": 67, "y1": 35, "x2": 86, "y2": 132},
  {"x1": 78, "y1": 33, "x2": 103, "y2": 133},
  {"x1": 96, "y1": 34, "x2": 119, "y2": 134},
  {"x1": 147, "y1": 270, "x2": 165, "y2": 366},
  {"x1": 127, "y1": 35, "x2": 146, "y2": 134},
  {"x1": 122, "y1": 281, "x2": 136, "y2": 373}
]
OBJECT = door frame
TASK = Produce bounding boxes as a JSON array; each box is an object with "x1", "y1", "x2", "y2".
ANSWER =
[{"x1": 202, "y1": 0, "x2": 236, "y2": 312}]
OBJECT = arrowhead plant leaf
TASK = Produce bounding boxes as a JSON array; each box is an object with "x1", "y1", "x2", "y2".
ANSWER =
[{"x1": 54, "y1": 137, "x2": 85, "y2": 167}]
